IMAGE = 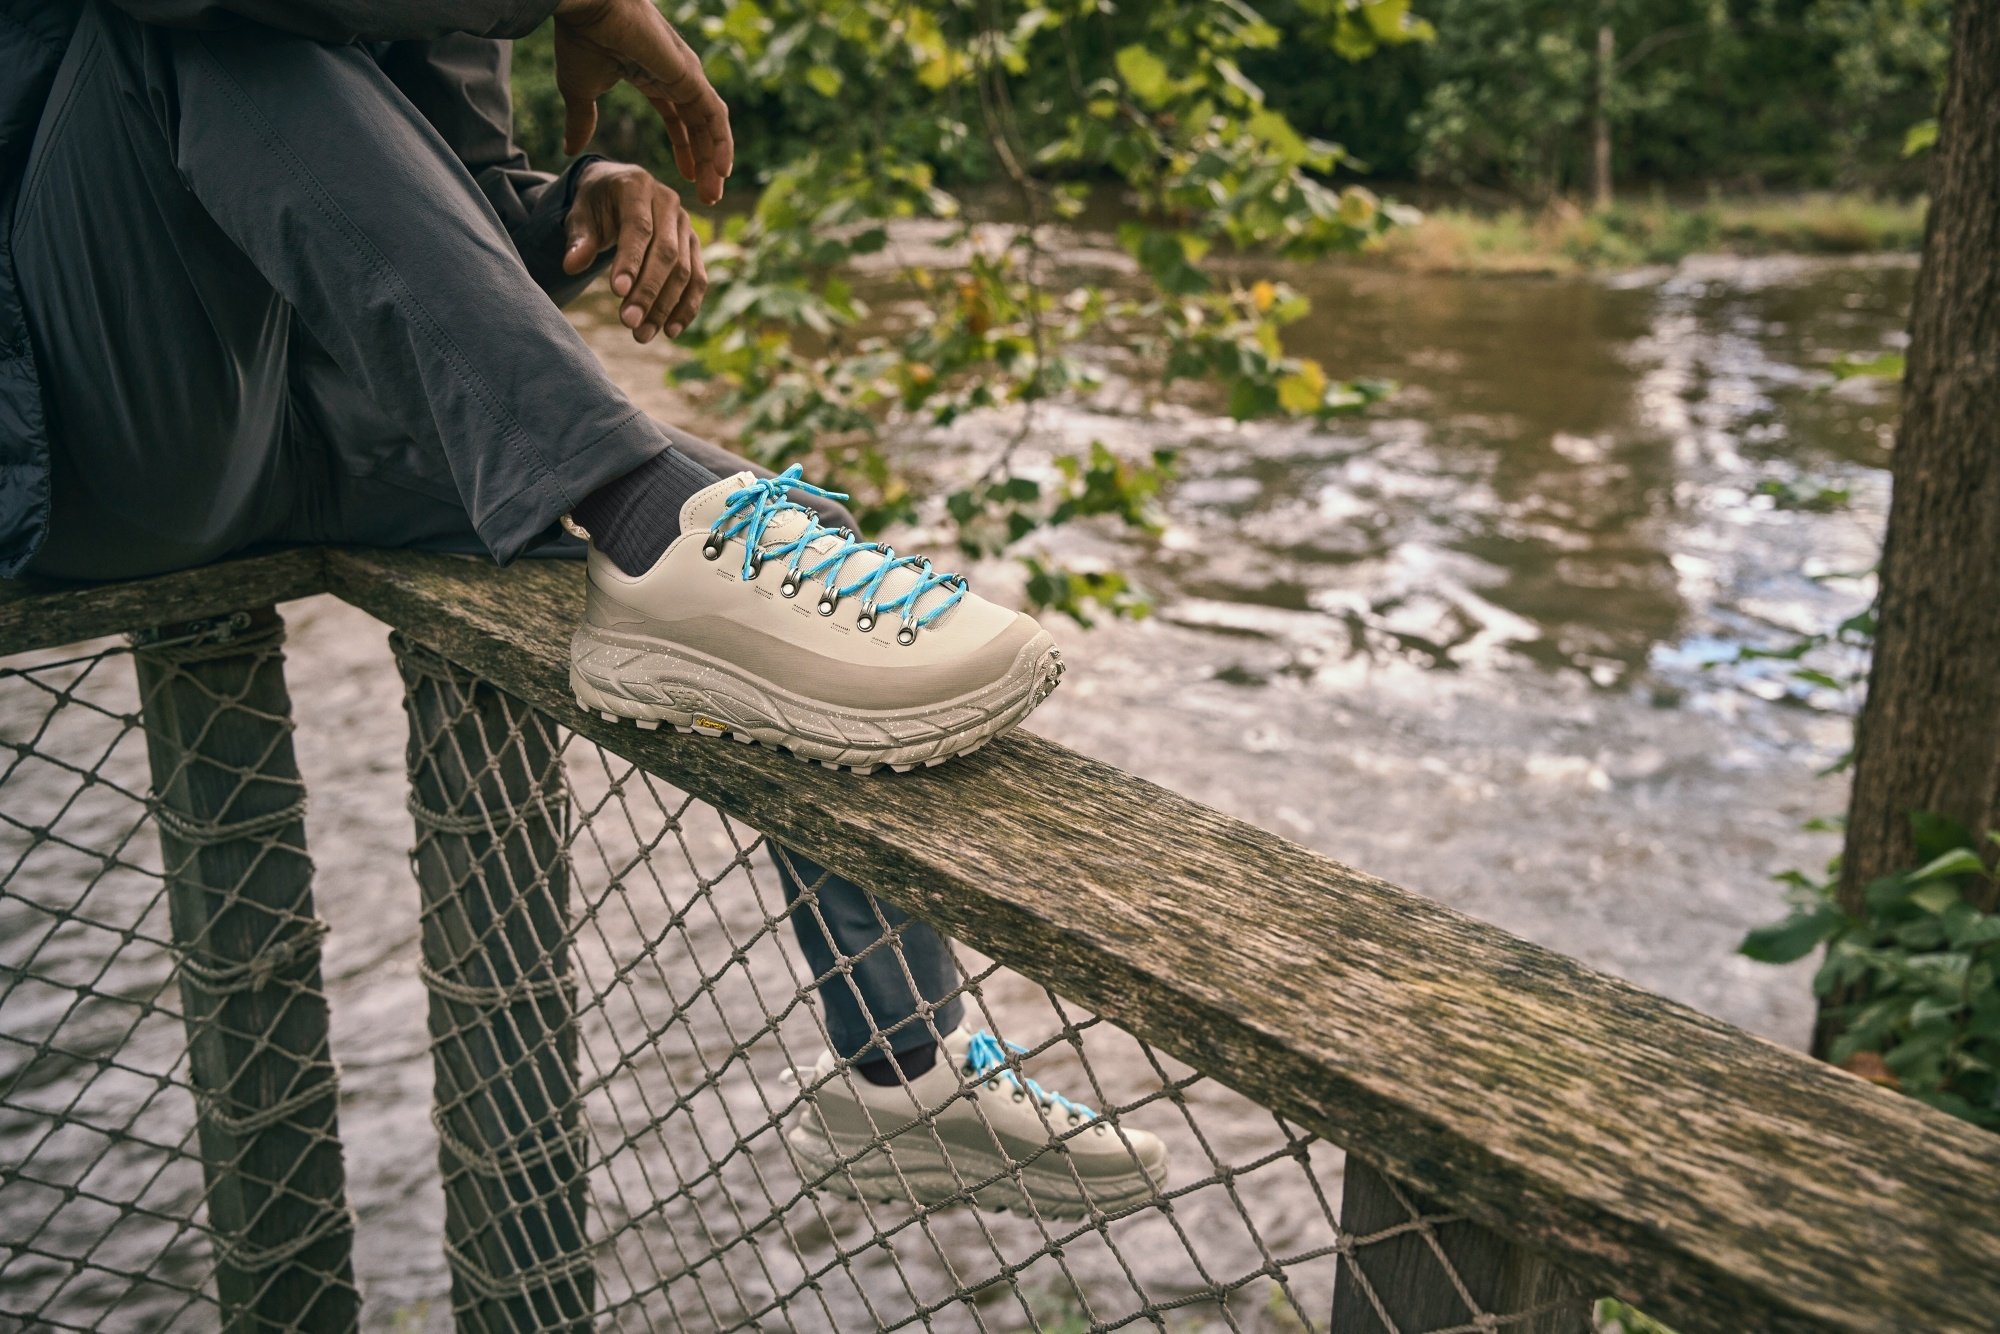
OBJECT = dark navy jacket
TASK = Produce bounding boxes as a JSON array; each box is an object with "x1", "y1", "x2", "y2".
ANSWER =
[{"x1": 0, "y1": 0, "x2": 559, "y2": 577}]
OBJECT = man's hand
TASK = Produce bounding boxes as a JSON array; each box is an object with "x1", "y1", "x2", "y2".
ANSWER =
[
  {"x1": 553, "y1": 0, "x2": 734, "y2": 206},
  {"x1": 565, "y1": 161, "x2": 706, "y2": 343}
]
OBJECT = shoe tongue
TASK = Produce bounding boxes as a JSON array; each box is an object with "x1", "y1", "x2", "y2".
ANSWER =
[{"x1": 681, "y1": 471, "x2": 758, "y2": 535}]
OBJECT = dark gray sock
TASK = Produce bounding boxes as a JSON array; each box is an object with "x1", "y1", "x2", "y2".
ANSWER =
[
  {"x1": 856, "y1": 1040, "x2": 940, "y2": 1087},
  {"x1": 572, "y1": 446, "x2": 723, "y2": 576}
]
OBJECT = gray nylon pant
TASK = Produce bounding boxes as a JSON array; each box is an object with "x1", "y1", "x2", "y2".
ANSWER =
[{"x1": 13, "y1": 1, "x2": 962, "y2": 1060}]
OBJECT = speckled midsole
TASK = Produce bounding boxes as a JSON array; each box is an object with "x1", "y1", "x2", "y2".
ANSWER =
[
  {"x1": 569, "y1": 623, "x2": 1063, "y2": 769},
  {"x1": 785, "y1": 1119, "x2": 1162, "y2": 1219}
]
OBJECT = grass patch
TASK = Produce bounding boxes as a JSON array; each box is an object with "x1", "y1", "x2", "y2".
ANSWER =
[{"x1": 1362, "y1": 192, "x2": 1926, "y2": 275}]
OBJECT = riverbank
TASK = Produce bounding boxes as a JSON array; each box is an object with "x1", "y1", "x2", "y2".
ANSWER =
[{"x1": 1361, "y1": 192, "x2": 1927, "y2": 275}]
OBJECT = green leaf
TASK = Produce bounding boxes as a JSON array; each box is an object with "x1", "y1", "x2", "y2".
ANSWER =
[
  {"x1": 1908, "y1": 882, "x2": 1962, "y2": 915},
  {"x1": 720, "y1": 0, "x2": 766, "y2": 47},
  {"x1": 1114, "y1": 45, "x2": 1173, "y2": 108},
  {"x1": 1830, "y1": 351, "x2": 1905, "y2": 381},
  {"x1": 1909, "y1": 848, "x2": 1989, "y2": 883},
  {"x1": 1247, "y1": 108, "x2": 1309, "y2": 164},
  {"x1": 804, "y1": 65, "x2": 843, "y2": 98},
  {"x1": 1739, "y1": 907, "x2": 1841, "y2": 964},
  {"x1": 1903, "y1": 118, "x2": 1938, "y2": 158}
]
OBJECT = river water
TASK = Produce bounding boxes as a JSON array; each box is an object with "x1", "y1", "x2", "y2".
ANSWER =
[
  {"x1": 0, "y1": 248, "x2": 1909, "y2": 1331},
  {"x1": 582, "y1": 246, "x2": 1907, "y2": 1043}
]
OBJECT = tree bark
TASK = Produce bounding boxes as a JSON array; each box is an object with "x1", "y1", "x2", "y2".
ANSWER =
[
  {"x1": 1591, "y1": 22, "x2": 1614, "y2": 210},
  {"x1": 1826, "y1": 0, "x2": 2000, "y2": 1052}
]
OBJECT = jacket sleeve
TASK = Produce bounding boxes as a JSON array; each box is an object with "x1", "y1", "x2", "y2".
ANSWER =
[
  {"x1": 377, "y1": 36, "x2": 610, "y2": 307},
  {"x1": 105, "y1": 0, "x2": 558, "y2": 42}
]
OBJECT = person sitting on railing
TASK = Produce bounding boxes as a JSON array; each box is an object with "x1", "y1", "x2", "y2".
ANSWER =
[{"x1": 0, "y1": 0, "x2": 1165, "y2": 1216}]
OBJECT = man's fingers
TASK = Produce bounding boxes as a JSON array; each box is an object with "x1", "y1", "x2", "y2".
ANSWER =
[
  {"x1": 641, "y1": 213, "x2": 702, "y2": 342},
  {"x1": 561, "y1": 91, "x2": 600, "y2": 156},
  {"x1": 662, "y1": 110, "x2": 697, "y2": 188},
  {"x1": 621, "y1": 195, "x2": 682, "y2": 337},
  {"x1": 638, "y1": 28, "x2": 731, "y2": 203},
  {"x1": 656, "y1": 214, "x2": 707, "y2": 339},
  {"x1": 563, "y1": 207, "x2": 601, "y2": 276},
  {"x1": 676, "y1": 27, "x2": 734, "y2": 184},
  {"x1": 610, "y1": 183, "x2": 660, "y2": 311}
]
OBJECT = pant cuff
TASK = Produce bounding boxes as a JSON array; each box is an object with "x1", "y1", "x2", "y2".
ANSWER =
[{"x1": 476, "y1": 409, "x2": 669, "y2": 564}]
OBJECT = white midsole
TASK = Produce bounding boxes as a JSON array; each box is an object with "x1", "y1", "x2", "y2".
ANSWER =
[
  {"x1": 569, "y1": 624, "x2": 1061, "y2": 768},
  {"x1": 785, "y1": 1121, "x2": 1163, "y2": 1220}
]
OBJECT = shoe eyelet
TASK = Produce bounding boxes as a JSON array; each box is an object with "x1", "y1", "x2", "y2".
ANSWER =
[
  {"x1": 817, "y1": 597, "x2": 838, "y2": 617},
  {"x1": 986, "y1": 1080, "x2": 1000, "y2": 1093},
  {"x1": 856, "y1": 610, "x2": 876, "y2": 633},
  {"x1": 780, "y1": 576, "x2": 801, "y2": 599},
  {"x1": 896, "y1": 626, "x2": 917, "y2": 647},
  {"x1": 1012, "y1": 1091, "x2": 1027, "y2": 1103},
  {"x1": 701, "y1": 539, "x2": 723, "y2": 561},
  {"x1": 744, "y1": 555, "x2": 764, "y2": 580}
]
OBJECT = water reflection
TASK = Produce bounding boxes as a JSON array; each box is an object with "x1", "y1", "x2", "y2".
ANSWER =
[{"x1": 1105, "y1": 254, "x2": 1909, "y2": 697}]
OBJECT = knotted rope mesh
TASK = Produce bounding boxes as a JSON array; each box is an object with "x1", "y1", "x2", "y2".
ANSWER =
[{"x1": 1, "y1": 607, "x2": 1581, "y2": 1333}]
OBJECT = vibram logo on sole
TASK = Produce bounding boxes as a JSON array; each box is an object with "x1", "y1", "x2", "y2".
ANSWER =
[{"x1": 693, "y1": 717, "x2": 728, "y2": 732}]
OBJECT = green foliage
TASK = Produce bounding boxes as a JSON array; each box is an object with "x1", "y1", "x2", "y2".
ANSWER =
[
  {"x1": 1239, "y1": 0, "x2": 1951, "y2": 199},
  {"x1": 1741, "y1": 818, "x2": 2000, "y2": 1131},
  {"x1": 1594, "y1": 1298, "x2": 1679, "y2": 1334},
  {"x1": 1830, "y1": 349, "x2": 1906, "y2": 381},
  {"x1": 517, "y1": 0, "x2": 1417, "y2": 622}
]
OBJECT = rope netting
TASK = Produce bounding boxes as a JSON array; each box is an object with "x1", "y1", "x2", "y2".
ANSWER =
[
  {"x1": 0, "y1": 613, "x2": 356, "y2": 1331},
  {"x1": 1, "y1": 609, "x2": 1578, "y2": 1333}
]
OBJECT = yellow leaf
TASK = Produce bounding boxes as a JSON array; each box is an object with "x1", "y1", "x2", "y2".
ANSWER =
[
  {"x1": 1276, "y1": 360, "x2": 1328, "y2": 415},
  {"x1": 1250, "y1": 280, "x2": 1278, "y2": 313}
]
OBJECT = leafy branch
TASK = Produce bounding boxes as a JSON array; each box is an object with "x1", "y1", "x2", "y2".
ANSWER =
[{"x1": 579, "y1": 0, "x2": 1427, "y2": 622}]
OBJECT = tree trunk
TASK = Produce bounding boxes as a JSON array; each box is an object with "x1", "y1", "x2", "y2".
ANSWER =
[
  {"x1": 1591, "y1": 22, "x2": 1614, "y2": 210},
  {"x1": 1825, "y1": 0, "x2": 2000, "y2": 1053}
]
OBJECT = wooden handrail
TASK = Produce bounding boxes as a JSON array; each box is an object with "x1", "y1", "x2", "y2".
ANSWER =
[{"x1": 8, "y1": 547, "x2": 1999, "y2": 1334}]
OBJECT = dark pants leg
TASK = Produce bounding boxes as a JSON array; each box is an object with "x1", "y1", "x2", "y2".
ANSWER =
[
  {"x1": 771, "y1": 849, "x2": 966, "y2": 1063},
  {"x1": 14, "y1": 2, "x2": 664, "y2": 579},
  {"x1": 14, "y1": 1, "x2": 946, "y2": 1042}
]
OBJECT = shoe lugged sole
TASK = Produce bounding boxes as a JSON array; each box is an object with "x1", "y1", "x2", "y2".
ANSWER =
[
  {"x1": 569, "y1": 624, "x2": 1064, "y2": 774},
  {"x1": 783, "y1": 1120, "x2": 1165, "y2": 1220}
]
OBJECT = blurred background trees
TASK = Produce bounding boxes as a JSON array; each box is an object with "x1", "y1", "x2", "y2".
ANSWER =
[{"x1": 516, "y1": 0, "x2": 1949, "y2": 206}]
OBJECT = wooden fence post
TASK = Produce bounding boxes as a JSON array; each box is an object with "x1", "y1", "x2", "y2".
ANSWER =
[
  {"x1": 134, "y1": 607, "x2": 359, "y2": 1332},
  {"x1": 391, "y1": 633, "x2": 593, "y2": 1333},
  {"x1": 1333, "y1": 1157, "x2": 1589, "y2": 1333}
]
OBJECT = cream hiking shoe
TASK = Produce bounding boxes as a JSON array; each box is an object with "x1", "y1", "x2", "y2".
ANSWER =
[
  {"x1": 786, "y1": 1026, "x2": 1170, "y2": 1219},
  {"x1": 568, "y1": 467, "x2": 1064, "y2": 773}
]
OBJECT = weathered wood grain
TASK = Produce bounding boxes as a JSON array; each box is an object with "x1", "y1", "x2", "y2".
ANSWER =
[
  {"x1": 0, "y1": 548, "x2": 328, "y2": 656},
  {"x1": 314, "y1": 546, "x2": 2000, "y2": 1334}
]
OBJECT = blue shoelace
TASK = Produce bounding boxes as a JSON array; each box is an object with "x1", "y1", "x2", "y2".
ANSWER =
[
  {"x1": 707, "y1": 466, "x2": 967, "y2": 638},
  {"x1": 963, "y1": 1030, "x2": 1097, "y2": 1120}
]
